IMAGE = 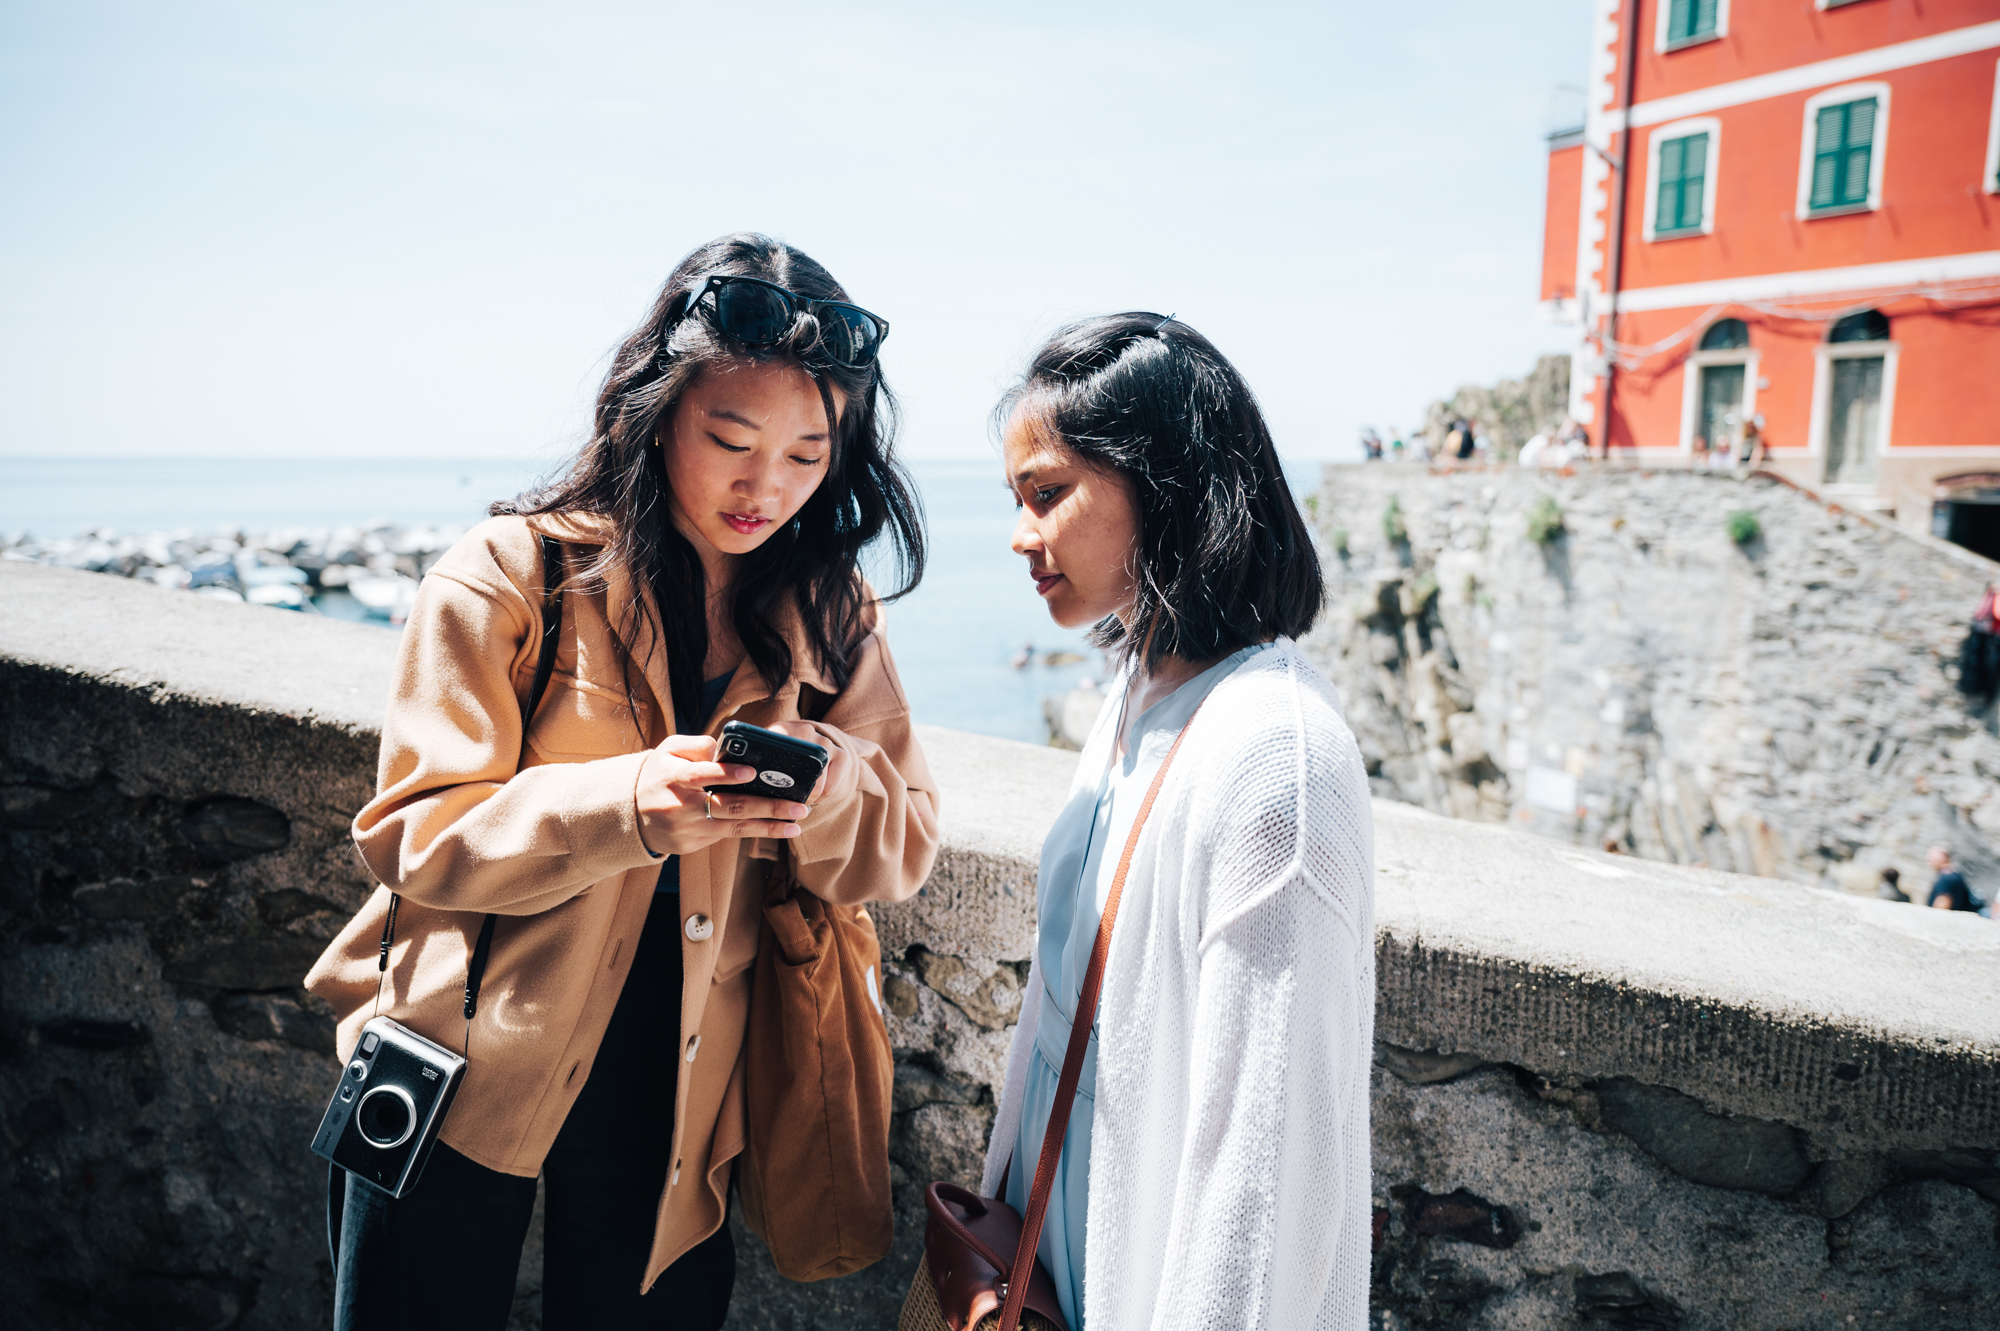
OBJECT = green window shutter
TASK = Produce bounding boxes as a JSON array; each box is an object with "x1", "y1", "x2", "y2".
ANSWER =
[
  {"x1": 1667, "y1": 0, "x2": 1717, "y2": 42},
  {"x1": 1656, "y1": 132, "x2": 1708, "y2": 234},
  {"x1": 1658, "y1": 136, "x2": 1684, "y2": 231},
  {"x1": 1809, "y1": 99, "x2": 1876, "y2": 212},
  {"x1": 1810, "y1": 104, "x2": 1844, "y2": 209},
  {"x1": 1841, "y1": 98, "x2": 1876, "y2": 207},
  {"x1": 1678, "y1": 133, "x2": 1708, "y2": 229}
]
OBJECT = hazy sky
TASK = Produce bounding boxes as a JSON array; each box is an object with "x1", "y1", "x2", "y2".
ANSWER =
[{"x1": 0, "y1": 1, "x2": 1591, "y2": 463}]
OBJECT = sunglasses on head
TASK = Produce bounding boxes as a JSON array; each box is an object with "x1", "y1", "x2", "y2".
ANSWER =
[{"x1": 669, "y1": 274, "x2": 890, "y2": 370}]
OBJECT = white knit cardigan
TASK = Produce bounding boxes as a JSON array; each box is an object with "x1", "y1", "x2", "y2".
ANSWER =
[{"x1": 980, "y1": 640, "x2": 1376, "y2": 1330}]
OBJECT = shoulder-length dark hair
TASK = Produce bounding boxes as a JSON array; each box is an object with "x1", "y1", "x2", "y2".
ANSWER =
[
  {"x1": 498, "y1": 233, "x2": 924, "y2": 724},
  {"x1": 997, "y1": 312, "x2": 1321, "y2": 668}
]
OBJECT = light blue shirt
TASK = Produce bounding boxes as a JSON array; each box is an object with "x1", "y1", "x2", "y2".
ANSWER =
[{"x1": 1004, "y1": 643, "x2": 1273, "y2": 1328}]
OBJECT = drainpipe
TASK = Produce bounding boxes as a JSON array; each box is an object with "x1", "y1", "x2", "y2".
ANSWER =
[{"x1": 1597, "y1": 0, "x2": 1642, "y2": 458}]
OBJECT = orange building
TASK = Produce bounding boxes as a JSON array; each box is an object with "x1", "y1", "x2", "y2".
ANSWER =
[{"x1": 1541, "y1": 0, "x2": 2000, "y2": 558}]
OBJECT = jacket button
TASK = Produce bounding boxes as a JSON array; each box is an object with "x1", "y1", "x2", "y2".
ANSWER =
[
  {"x1": 685, "y1": 1034, "x2": 701, "y2": 1062},
  {"x1": 684, "y1": 913, "x2": 713, "y2": 941}
]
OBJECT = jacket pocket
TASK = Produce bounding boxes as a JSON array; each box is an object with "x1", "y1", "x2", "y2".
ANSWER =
[{"x1": 526, "y1": 674, "x2": 648, "y2": 761}]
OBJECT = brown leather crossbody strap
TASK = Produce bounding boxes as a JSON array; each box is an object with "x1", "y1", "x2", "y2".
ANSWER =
[{"x1": 997, "y1": 699, "x2": 1207, "y2": 1331}]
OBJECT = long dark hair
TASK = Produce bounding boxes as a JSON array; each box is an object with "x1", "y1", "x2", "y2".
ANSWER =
[
  {"x1": 498, "y1": 233, "x2": 924, "y2": 724},
  {"x1": 997, "y1": 312, "x2": 1321, "y2": 668}
]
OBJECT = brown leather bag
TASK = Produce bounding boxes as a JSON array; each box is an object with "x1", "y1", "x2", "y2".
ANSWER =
[
  {"x1": 901, "y1": 713, "x2": 1201, "y2": 1331},
  {"x1": 739, "y1": 850, "x2": 896, "y2": 1280}
]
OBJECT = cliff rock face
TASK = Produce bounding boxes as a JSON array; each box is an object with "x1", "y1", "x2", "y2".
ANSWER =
[
  {"x1": 1421, "y1": 353, "x2": 1572, "y2": 457},
  {"x1": 1303, "y1": 465, "x2": 2000, "y2": 893}
]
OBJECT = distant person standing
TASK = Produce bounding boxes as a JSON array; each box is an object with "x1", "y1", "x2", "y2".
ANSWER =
[
  {"x1": 1738, "y1": 414, "x2": 1766, "y2": 468},
  {"x1": 1927, "y1": 846, "x2": 1986, "y2": 914},
  {"x1": 1453, "y1": 416, "x2": 1476, "y2": 461},
  {"x1": 1560, "y1": 419, "x2": 1588, "y2": 463},
  {"x1": 1709, "y1": 414, "x2": 1739, "y2": 471},
  {"x1": 1957, "y1": 582, "x2": 1999, "y2": 703},
  {"x1": 1877, "y1": 866, "x2": 1909, "y2": 903}
]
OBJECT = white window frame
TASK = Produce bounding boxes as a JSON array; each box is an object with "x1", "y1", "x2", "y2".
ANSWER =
[
  {"x1": 1657, "y1": 0, "x2": 1730, "y2": 53},
  {"x1": 1678, "y1": 325, "x2": 1759, "y2": 456},
  {"x1": 1804, "y1": 333, "x2": 1899, "y2": 483},
  {"x1": 1797, "y1": 82, "x2": 1891, "y2": 219},
  {"x1": 1984, "y1": 58, "x2": 2000, "y2": 197},
  {"x1": 1643, "y1": 116, "x2": 1722, "y2": 242}
]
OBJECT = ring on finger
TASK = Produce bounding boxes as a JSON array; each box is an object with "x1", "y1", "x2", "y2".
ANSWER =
[{"x1": 704, "y1": 790, "x2": 716, "y2": 821}]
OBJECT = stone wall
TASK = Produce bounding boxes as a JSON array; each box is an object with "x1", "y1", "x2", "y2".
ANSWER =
[
  {"x1": 5, "y1": 560, "x2": 1999, "y2": 1331},
  {"x1": 1304, "y1": 463, "x2": 2000, "y2": 898}
]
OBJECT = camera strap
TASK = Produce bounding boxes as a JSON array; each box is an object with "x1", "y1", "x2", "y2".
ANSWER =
[{"x1": 372, "y1": 535, "x2": 567, "y2": 1054}]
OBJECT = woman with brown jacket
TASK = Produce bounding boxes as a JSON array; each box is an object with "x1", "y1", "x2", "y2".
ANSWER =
[{"x1": 306, "y1": 233, "x2": 938, "y2": 1330}]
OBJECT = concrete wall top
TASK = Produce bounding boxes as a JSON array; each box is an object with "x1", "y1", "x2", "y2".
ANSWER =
[
  {"x1": 7, "y1": 558, "x2": 1996, "y2": 1149},
  {"x1": 3, "y1": 558, "x2": 400, "y2": 737}
]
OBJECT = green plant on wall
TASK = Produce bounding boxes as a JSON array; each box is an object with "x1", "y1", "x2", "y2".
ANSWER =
[
  {"x1": 1410, "y1": 570, "x2": 1439, "y2": 612},
  {"x1": 1726, "y1": 509, "x2": 1761, "y2": 545},
  {"x1": 1382, "y1": 495, "x2": 1408, "y2": 544},
  {"x1": 1526, "y1": 494, "x2": 1565, "y2": 544}
]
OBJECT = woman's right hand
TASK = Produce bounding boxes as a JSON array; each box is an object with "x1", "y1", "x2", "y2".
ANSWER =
[{"x1": 636, "y1": 734, "x2": 811, "y2": 858}]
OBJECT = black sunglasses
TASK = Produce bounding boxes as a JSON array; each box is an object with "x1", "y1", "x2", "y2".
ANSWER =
[{"x1": 669, "y1": 274, "x2": 890, "y2": 370}]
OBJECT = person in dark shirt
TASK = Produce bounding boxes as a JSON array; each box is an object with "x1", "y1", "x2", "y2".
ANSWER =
[
  {"x1": 1926, "y1": 846, "x2": 1981, "y2": 912},
  {"x1": 1877, "y1": 866, "x2": 1909, "y2": 903}
]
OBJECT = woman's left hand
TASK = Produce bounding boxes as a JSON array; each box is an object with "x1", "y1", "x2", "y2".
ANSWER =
[{"x1": 765, "y1": 721, "x2": 850, "y2": 807}]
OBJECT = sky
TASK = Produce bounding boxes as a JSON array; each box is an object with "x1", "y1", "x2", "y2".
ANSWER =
[{"x1": 0, "y1": 0, "x2": 1593, "y2": 465}]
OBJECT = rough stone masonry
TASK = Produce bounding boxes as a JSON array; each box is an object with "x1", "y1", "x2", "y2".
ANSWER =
[
  {"x1": 4, "y1": 558, "x2": 1997, "y2": 1331},
  {"x1": 1302, "y1": 463, "x2": 2000, "y2": 897}
]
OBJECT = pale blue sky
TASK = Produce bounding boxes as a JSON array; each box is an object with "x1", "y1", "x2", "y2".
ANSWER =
[{"x1": 0, "y1": 0, "x2": 1591, "y2": 463}]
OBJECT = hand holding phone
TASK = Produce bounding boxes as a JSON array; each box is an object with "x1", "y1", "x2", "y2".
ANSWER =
[
  {"x1": 713, "y1": 720, "x2": 830, "y2": 802},
  {"x1": 635, "y1": 730, "x2": 814, "y2": 857}
]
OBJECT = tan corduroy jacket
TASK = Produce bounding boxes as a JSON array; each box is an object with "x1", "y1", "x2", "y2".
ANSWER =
[{"x1": 304, "y1": 513, "x2": 939, "y2": 1289}]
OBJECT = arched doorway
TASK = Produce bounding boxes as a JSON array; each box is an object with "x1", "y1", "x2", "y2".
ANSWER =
[
  {"x1": 1818, "y1": 309, "x2": 1890, "y2": 486},
  {"x1": 1683, "y1": 318, "x2": 1755, "y2": 463}
]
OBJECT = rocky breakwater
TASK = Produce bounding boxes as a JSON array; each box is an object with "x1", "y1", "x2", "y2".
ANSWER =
[
  {"x1": 1, "y1": 523, "x2": 463, "y2": 624},
  {"x1": 1303, "y1": 463, "x2": 2000, "y2": 896}
]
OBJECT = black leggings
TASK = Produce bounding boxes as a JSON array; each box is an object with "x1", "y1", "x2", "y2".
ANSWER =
[{"x1": 328, "y1": 893, "x2": 734, "y2": 1330}]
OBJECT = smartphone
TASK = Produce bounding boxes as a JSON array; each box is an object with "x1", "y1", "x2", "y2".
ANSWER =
[{"x1": 715, "y1": 720, "x2": 829, "y2": 803}]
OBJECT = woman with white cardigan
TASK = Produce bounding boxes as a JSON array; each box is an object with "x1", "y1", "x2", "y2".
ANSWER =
[{"x1": 991, "y1": 313, "x2": 1375, "y2": 1330}]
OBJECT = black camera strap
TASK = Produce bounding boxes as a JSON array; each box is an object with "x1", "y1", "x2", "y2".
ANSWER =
[{"x1": 373, "y1": 535, "x2": 566, "y2": 1049}]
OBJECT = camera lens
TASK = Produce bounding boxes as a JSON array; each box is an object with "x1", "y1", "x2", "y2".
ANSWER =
[
  {"x1": 725, "y1": 738, "x2": 746, "y2": 755},
  {"x1": 356, "y1": 1085, "x2": 417, "y2": 1149}
]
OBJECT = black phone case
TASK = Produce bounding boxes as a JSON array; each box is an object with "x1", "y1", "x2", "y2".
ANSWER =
[{"x1": 716, "y1": 720, "x2": 829, "y2": 801}]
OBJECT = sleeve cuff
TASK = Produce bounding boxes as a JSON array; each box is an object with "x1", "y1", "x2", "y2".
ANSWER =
[{"x1": 558, "y1": 749, "x2": 660, "y2": 872}]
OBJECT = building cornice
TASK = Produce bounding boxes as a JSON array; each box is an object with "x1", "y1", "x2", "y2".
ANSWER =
[
  {"x1": 1603, "y1": 19, "x2": 2000, "y2": 132},
  {"x1": 1612, "y1": 249, "x2": 2000, "y2": 312}
]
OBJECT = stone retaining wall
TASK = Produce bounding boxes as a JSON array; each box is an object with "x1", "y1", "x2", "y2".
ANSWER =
[
  {"x1": 1302, "y1": 463, "x2": 2000, "y2": 897},
  {"x1": 4, "y1": 560, "x2": 1998, "y2": 1331}
]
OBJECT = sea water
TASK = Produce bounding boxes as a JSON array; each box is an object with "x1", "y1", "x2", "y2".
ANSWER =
[{"x1": 0, "y1": 455, "x2": 1325, "y2": 744}]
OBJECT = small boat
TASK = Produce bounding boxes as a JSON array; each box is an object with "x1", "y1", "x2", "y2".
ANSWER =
[{"x1": 345, "y1": 574, "x2": 420, "y2": 623}]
